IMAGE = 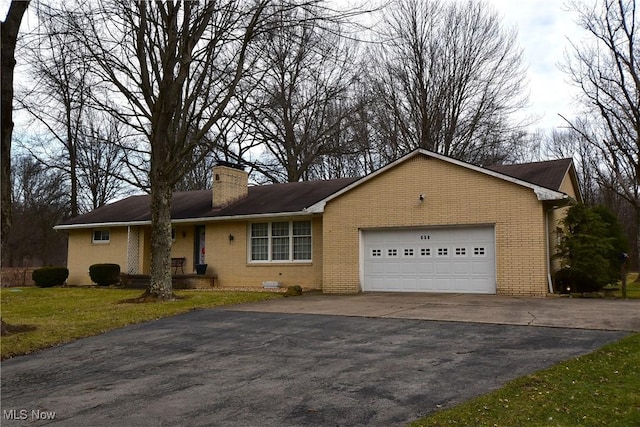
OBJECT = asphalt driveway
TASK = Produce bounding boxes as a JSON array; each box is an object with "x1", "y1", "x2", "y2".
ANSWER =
[{"x1": 1, "y1": 308, "x2": 628, "y2": 426}]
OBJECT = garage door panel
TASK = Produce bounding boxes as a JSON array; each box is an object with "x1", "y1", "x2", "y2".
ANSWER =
[{"x1": 362, "y1": 227, "x2": 496, "y2": 294}]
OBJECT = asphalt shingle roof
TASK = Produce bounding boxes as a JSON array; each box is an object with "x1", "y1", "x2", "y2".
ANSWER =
[
  {"x1": 58, "y1": 156, "x2": 573, "y2": 227},
  {"x1": 59, "y1": 177, "x2": 359, "y2": 226},
  {"x1": 487, "y1": 158, "x2": 573, "y2": 191}
]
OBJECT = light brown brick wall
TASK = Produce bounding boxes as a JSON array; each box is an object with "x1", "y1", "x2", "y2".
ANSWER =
[
  {"x1": 205, "y1": 216, "x2": 323, "y2": 289},
  {"x1": 322, "y1": 155, "x2": 550, "y2": 296},
  {"x1": 212, "y1": 166, "x2": 248, "y2": 208},
  {"x1": 67, "y1": 228, "x2": 129, "y2": 285},
  {"x1": 65, "y1": 218, "x2": 323, "y2": 289}
]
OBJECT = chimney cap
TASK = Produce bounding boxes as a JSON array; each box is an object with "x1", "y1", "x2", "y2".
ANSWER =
[{"x1": 215, "y1": 160, "x2": 245, "y2": 171}]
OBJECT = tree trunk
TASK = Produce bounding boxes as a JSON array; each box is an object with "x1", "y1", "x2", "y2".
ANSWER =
[
  {"x1": 1, "y1": 0, "x2": 30, "y2": 259},
  {"x1": 635, "y1": 207, "x2": 640, "y2": 283},
  {"x1": 148, "y1": 169, "x2": 174, "y2": 300}
]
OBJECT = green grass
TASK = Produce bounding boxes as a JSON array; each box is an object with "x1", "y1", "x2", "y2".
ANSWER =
[
  {"x1": 410, "y1": 333, "x2": 640, "y2": 426},
  {"x1": 615, "y1": 273, "x2": 640, "y2": 298},
  {"x1": 0, "y1": 287, "x2": 281, "y2": 360}
]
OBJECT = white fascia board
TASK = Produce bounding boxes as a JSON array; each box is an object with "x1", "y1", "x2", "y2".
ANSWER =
[
  {"x1": 305, "y1": 153, "x2": 413, "y2": 213},
  {"x1": 54, "y1": 211, "x2": 316, "y2": 231},
  {"x1": 421, "y1": 150, "x2": 569, "y2": 201},
  {"x1": 54, "y1": 220, "x2": 151, "y2": 231},
  {"x1": 307, "y1": 148, "x2": 569, "y2": 211}
]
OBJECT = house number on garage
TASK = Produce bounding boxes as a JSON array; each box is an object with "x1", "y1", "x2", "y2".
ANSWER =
[{"x1": 419, "y1": 235, "x2": 430, "y2": 240}]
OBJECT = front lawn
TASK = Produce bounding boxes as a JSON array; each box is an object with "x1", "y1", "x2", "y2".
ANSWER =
[
  {"x1": 0, "y1": 287, "x2": 281, "y2": 360},
  {"x1": 410, "y1": 332, "x2": 640, "y2": 426}
]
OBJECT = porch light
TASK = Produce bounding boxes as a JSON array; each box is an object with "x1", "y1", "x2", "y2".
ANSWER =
[{"x1": 228, "y1": 234, "x2": 234, "y2": 242}]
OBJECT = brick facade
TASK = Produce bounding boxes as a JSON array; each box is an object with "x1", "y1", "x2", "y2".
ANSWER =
[
  {"x1": 64, "y1": 153, "x2": 574, "y2": 295},
  {"x1": 322, "y1": 155, "x2": 550, "y2": 296}
]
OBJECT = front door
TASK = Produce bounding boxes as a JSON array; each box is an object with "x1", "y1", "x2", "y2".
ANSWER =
[{"x1": 194, "y1": 225, "x2": 206, "y2": 268}]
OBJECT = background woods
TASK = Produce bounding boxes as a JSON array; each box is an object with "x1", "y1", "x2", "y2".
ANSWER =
[{"x1": 2, "y1": 0, "x2": 638, "y2": 279}]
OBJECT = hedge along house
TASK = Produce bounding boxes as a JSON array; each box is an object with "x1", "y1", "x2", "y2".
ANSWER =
[{"x1": 55, "y1": 149, "x2": 581, "y2": 296}]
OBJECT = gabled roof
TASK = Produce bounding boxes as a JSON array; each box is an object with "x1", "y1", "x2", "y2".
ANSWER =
[
  {"x1": 306, "y1": 149, "x2": 571, "y2": 212},
  {"x1": 487, "y1": 158, "x2": 574, "y2": 192},
  {"x1": 56, "y1": 177, "x2": 358, "y2": 229},
  {"x1": 56, "y1": 149, "x2": 575, "y2": 230}
]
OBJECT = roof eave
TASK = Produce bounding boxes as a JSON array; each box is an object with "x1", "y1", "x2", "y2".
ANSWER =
[
  {"x1": 54, "y1": 211, "x2": 318, "y2": 230},
  {"x1": 534, "y1": 188, "x2": 571, "y2": 201},
  {"x1": 307, "y1": 149, "x2": 572, "y2": 209}
]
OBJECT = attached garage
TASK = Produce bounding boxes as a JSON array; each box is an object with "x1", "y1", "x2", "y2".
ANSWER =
[{"x1": 362, "y1": 226, "x2": 496, "y2": 293}]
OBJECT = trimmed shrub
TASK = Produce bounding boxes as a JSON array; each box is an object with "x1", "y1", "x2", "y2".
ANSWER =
[
  {"x1": 89, "y1": 264, "x2": 121, "y2": 286},
  {"x1": 32, "y1": 267, "x2": 69, "y2": 288},
  {"x1": 284, "y1": 285, "x2": 303, "y2": 296},
  {"x1": 554, "y1": 267, "x2": 600, "y2": 294}
]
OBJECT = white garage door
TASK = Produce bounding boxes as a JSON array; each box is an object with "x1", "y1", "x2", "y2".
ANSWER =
[{"x1": 362, "y1": 226, "x2": 496, "y2": 293}]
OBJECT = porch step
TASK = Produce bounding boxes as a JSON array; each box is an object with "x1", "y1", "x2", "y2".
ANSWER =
[{"x1": 120, "y1": 274, "x2": 216, "y2": 289}]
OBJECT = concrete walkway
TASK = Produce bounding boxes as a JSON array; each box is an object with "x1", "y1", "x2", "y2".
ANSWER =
[{"x1": 223, "y1": 292, "x2": 640, "y2": 331}]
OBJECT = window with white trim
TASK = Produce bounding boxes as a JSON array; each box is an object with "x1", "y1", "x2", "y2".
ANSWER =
[
  {"x1": 92, "y1": 229, "x2": 110, "y2": 244},
  {"x1": 250, "y1": 221, "x2": 312, "y2": 262}
]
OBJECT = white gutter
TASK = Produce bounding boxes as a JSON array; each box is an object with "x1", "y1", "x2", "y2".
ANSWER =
[
  {"x1": 545, "y1": 204, "x2": 565, "y2": 294},
  {"x1": 54, "y1": 220, "x2": 151, "y2": 231},
  {"x1": 54, "y1": 211, "x2": 316, "y2": 231}
]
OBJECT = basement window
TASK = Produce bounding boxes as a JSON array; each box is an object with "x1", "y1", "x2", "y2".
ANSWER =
[{"x1": 92, "y1": 229, "x2": 110, "y2": 244}]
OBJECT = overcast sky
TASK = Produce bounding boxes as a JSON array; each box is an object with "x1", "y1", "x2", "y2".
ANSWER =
[
  {"x1": 2, "y1": 0, "x2": 587, "y2": 132},
  {"x1": 487, "y1": 0, "x2": 586, "y2": 131}
]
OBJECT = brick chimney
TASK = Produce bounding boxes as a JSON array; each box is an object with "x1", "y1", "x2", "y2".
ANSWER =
[{"x1": 212, "y1": 162, "x2": 248, "y2": 208}]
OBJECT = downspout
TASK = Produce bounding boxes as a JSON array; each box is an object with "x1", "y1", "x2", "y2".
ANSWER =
[
  {"x1": 545, "y1": 209, "x2": 553, "y2": 294},
  {"x1": 545, "y1": 204, "x2": 562, "y2": 294}
]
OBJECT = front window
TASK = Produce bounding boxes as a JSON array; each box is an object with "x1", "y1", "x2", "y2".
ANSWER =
[
  {"x1": 92, "y1": 229, "x2": 110, "y2": 244},
  {"x1": 250, "y1": 221, "x2": 312, "y2": 262}
]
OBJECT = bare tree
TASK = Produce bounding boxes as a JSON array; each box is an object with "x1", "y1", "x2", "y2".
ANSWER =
[
  {"x1": 1, "y1": 0, "x2": 30, "y2": 256},
  {"x1": 18, "y1": 4, "x2": 93, "y2": 217},
  {"x1": 543, "y1": 128, "x2": 599, "y2": 205},
  {"x1": 371, "y1": 0, "x2": 528, "y2": 163},
  {"x1": 240, "y1": 3, "x2": 360, "y2": 182},
  {"x1": 59, "y1": 0, "x2": 316, "y2": 299},
  {"x1": 77, "y1": 114, "x2": 129, "y2": 211},
  {"x1": 5, "y1": 155, "x2": 69, "y2": 267},
  {"x1": 561, "y1": 0, "x2": 639, "y2": 269}
]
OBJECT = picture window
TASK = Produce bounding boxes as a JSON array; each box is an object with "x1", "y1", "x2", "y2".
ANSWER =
[{"x1": 250, "y1": 221, "x2": 311, "y2": 262}]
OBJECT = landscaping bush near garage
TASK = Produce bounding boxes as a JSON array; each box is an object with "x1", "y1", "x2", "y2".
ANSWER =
[
  {"x1": 89, "y1": 263, "x2": 121, "y2": 286},
  {"x1": 31, "y1": 267, "x2": 69, "y2": 288},
  {"x1": 555, "y1": 204, "x2": 629, "y2": 294}
]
